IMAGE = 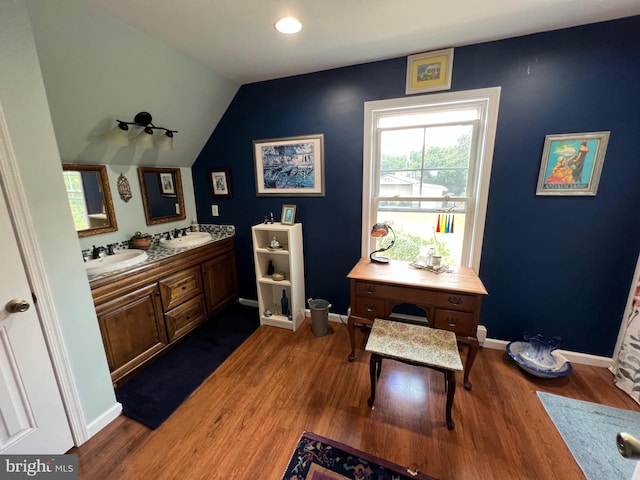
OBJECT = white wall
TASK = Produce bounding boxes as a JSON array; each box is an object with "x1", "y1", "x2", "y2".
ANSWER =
[
  {"x1": 26, "y1": 0, "x2": 239, "y2": 250},
  {"x1": 0, "y1": 0, "x2": 116, "y2": 426}
]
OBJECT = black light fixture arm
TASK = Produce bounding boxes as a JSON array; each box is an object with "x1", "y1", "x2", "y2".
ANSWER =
[{"x1": 114, "y1": 111, "x2": 178, "y2": 134}]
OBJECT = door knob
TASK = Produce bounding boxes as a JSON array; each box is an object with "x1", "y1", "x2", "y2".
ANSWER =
[{"x1": 5, "y1": 298, "x2": 30, "y2": 314}]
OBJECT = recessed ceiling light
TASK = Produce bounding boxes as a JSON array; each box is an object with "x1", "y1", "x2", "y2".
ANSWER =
[{"x1": 275, "y1": 16, "x2": 302, "y2": 34}]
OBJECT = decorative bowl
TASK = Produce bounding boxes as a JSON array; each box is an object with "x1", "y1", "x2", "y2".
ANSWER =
[{"x1": 506, "y1": 341, "x2": 572, "y2": 378}]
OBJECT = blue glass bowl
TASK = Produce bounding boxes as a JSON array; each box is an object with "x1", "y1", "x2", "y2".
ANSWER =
[{"x1": 507, "y1": 341, "x2": 572, "y2": 378}]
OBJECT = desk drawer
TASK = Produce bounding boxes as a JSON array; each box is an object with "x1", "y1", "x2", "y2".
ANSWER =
[
  {"x1": 353, "y1": 296, "x2": 386, "y2": 319},
  {"x1": 433, "y1": 308, "x2": 475, "y2": 336},
  {"x1": 355, "y1": 281, "x2": 476, "y2": 312}
]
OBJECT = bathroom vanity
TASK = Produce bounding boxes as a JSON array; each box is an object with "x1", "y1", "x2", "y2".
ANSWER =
[{"x1": 89, "y1": 236, "x2": 237, "y2": 387}]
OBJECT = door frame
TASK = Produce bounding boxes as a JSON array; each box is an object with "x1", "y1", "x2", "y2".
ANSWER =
[{"x1": 0, "y1": 103, "x2": 87, "y2": 445}]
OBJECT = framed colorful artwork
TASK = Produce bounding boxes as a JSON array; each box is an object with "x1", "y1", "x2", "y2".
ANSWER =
[
  {"x1": 281, "y1": 204, "x2": 297, "y2": 225},
  {"x1": 405, "y1": 48, "x2": 454, "y2": 95},
  {"x1": 536, "y1": 131, "x2": 610, "y2": 196},
  {"x1": 253, "y1": 134, "x2": 325, "y2": 196},
  {"x1": 209, "y1": 168, "x2": 232, "y2": 198}
]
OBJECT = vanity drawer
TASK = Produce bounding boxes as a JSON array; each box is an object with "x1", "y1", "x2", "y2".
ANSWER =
[
  {"x1": 165, "y1": 295, "x2": 207, "y2": 341},
  {"x1": 433, "y1": 308, "x2": 475, "y2": 336},
  {"x1": 159, "y1": 266, "x2": 203, "y2": 310},
  {"x1": 353, "y1": 296, "x2": 387, "y2": 319}
]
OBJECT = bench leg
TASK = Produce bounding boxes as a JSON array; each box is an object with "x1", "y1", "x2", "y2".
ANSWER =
[
  {"x1": 368, "y1": 353, "x2": 379, "y2": 407},
  {"x1": 445, "y1": 370, "x2": 456, "y2": 430}
]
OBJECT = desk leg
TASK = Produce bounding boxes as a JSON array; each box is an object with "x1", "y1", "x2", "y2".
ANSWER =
[
  {"x1": 348, "y1": 315, "x2": 357, "y2": 361},
  {"x1": 457, "y1": 336, "x2": 479, "y2": 391},
  {"x1": 367, "y1": 354, "x2": 379, "y2": 407},
  {"x1": 445, "y1": 370, "x2": 456, "y2": 430}
]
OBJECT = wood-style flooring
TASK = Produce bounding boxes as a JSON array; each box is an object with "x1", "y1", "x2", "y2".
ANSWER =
[{"x1": 69, "y1": 316, "x2": 640, "y2": 479}]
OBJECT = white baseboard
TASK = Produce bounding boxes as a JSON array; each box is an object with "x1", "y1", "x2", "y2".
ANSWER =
[
  {"x1": 83, "y1": 402, "x2": 122, "y2": 444},
  {"x1": 241, "y1": 300, "x2": 612, "y2": 368},
  {"x1": 239, "y1": 298, "x2": 258, "y2": 308},
  {"x1": 482, "y1": 337, "x2": 612, "y2": 368}
]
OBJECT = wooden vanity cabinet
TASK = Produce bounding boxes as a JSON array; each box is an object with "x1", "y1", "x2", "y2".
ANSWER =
[
  {"x1": 95, "y1": 283, "x2": 168, "y2": 384},
  {"x1": 90, "y1": 237, "x2": 238, "y2": 387},
  {"x1": 202, "y1": 250, "x2": 237, "y2": 318}
]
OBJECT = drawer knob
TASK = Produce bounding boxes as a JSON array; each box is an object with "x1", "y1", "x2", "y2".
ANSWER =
[
  {"x1": 366, "y1": 304, "x2": 376, "y2": 312},
  {"x1": 182, "y1": 285, "x2": 187, "y2": 290},
  {"x1": 447, "y1": 317, "x2": 459, "y2": 327},
  {"x1": 365, "y1": 285, "x2": 376, "y2": 294},
  {"x1": 448, "y1": 296, "x2": 463, "y2": 306}
]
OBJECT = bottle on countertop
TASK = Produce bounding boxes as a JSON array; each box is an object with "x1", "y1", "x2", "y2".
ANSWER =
[{"x1": 191, "y1": 218, "x2": 199, "y2": 232}]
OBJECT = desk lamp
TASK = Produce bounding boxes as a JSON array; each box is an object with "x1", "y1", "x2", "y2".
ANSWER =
[{"x1": 369, "y1": 223, "x2": 395, "y2": 264}]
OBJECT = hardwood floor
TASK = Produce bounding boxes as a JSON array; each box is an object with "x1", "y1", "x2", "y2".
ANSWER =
[{"x1": 70, "y1": 316, "x2": 640, "y2": 479}]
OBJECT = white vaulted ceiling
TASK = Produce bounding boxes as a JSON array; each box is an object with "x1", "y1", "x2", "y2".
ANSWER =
[{"x1": 90, "y1": 0, "x2": 640, "y2": 84}]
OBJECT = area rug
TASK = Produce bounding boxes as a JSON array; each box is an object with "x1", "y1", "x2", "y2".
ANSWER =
[
  {"x1": 281, "y1": 432, "x2": 438, "y2": 480},
  {"x1": 537, "y1": 391, "x2": 640, "y2": 479},
  {"x1": 116, "y1": 303, "x2": 259, "y2": 429}
]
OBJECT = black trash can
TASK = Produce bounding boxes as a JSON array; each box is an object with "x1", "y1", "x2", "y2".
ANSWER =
[{"x1": 308, "y1": 298, "x2": 331, "y2": 337}]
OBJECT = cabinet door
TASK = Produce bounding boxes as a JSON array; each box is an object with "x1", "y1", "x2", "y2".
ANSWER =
[
  {"x1": 96, "y1": 283, "x2": 167, "y2": 384},
  {"x1": 202, "y1": 251, "x2": 238, "y2": 316}
]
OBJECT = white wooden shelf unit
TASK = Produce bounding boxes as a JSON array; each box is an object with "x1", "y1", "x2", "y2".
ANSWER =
[{"x1": 251, "y1": 223, "x2": 305, "y2": 331}]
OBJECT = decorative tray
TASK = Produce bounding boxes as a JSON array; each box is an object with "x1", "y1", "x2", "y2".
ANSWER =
[{"x1": 409, "y1": 262, "x2": 452, "y2": 274}]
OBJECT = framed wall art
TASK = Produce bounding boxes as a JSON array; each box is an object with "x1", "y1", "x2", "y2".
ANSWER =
[
  {"x1": 254, "y1": 134, "x2": 325, "y2": 196},
  {"x1": 281, "y1": 204, "x2": 297, "y2": 225},
  {"x1": 158, "y1": 172, "x2": 176, "y2": 196},
  {"x1": 405, "y1": 48, "x2": 454, "y2": 95},
  {"x1": 536, "y1": 131, "x2": 610, "y2": 196},
  {"x1": 209, "y1": 168, "x2": 232, "y2": 198}
]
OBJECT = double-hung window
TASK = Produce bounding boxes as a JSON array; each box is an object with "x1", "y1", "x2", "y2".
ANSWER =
[{"x1": 362, "y1": 87, "x2": 501, "y2": 270}]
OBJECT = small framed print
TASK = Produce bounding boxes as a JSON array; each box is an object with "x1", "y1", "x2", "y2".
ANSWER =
[
  {"x1": 158, "y1": 172, "x2": 175, "y2": 196},
  {"x1": 209, "y1": 168, "x2": 232, "y2": 198},
  {"x1": 536, "y1": 131, "x2": 610, "y2": 196},
  {"x1": 405, "y1": 48, "x2": 454, "y2": 95},
  {"x1": 281, "y1": 204, "x2": 296, "y2": 225}
]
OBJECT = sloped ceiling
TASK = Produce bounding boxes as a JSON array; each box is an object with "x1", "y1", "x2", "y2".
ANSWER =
[{"x1": 90, "y1": 0, "x2": 640, "y2": 84}]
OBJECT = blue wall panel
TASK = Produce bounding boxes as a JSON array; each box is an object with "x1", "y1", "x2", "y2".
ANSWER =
[{"x1": 193, "y1": 16, "x2": 640, "y2": 356}]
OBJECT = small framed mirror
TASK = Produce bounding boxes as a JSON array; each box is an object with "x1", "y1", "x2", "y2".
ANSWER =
[
  {"x1": 62, "y1": 164, "x2": 118, "y2": 237},
  {"x1": 138, "y1": 167, "x2": 186, "y2": 225}
]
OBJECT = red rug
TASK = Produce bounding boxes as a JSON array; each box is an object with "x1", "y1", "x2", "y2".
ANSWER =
[{"x1": 281, "y1": 431, "x2": 437, "y2": 480}]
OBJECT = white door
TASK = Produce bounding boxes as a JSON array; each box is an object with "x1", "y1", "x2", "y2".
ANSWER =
[{"x1": 0, "y1": 184, "x2": 74, "y2": 454}]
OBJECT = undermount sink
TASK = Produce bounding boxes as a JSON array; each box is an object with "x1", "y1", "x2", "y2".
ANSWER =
[
  {"x1": 84, "y1": 249, "x2": 148, "y2": 276},
  {"x1": 159, "y1": 231, "x2": 213, "y2": 249}
]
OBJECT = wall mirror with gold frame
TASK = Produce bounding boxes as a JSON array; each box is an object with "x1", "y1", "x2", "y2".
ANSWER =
[
  {"x1": 137, "y1": 167, "x2": 186, "y2": 225},
  {"x1": 62, "y1": 164, "x2": 118, "y2": 237}
]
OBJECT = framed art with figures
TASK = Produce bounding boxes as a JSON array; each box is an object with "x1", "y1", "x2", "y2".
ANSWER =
[{"x1": 536, "y1": 131, "x2": 610, "y2": 196}]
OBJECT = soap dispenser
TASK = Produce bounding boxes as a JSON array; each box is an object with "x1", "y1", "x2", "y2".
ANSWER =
[{"x1": 191, "y1": 218, "x2": 199, "y2": 232}]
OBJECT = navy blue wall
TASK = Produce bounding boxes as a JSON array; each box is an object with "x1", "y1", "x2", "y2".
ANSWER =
[{"x1": 193, "y1": 16, "x2": 640, "y2": 357}]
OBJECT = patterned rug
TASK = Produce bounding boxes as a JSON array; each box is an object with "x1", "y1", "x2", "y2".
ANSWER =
[{"x1": 281, "y1": 432, "x2": 437, "y2": 480}]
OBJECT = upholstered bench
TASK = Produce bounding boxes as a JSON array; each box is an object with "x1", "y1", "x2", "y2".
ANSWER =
[{"x1": 365, "y1": 318, "x2": 463, "y2": 430}]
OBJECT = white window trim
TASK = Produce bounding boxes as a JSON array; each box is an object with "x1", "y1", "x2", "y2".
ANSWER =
[{"x1": 362, "y1": 87, "x2": 501, "y2": 271}]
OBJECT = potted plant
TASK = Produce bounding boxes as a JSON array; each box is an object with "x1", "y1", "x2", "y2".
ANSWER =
[{"x1": 130, "y1": 231, "x2": 152, "y2": 250}]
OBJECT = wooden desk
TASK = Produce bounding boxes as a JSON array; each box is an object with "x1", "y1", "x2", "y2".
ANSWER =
[{"x1": 347, "y1": 258, "x2": 488, "y2": 390}]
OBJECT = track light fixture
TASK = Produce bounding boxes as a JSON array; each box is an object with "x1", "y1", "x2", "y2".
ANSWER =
[{"x1": 105, "y1": 112, "x2": 177, "y2": 150}]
